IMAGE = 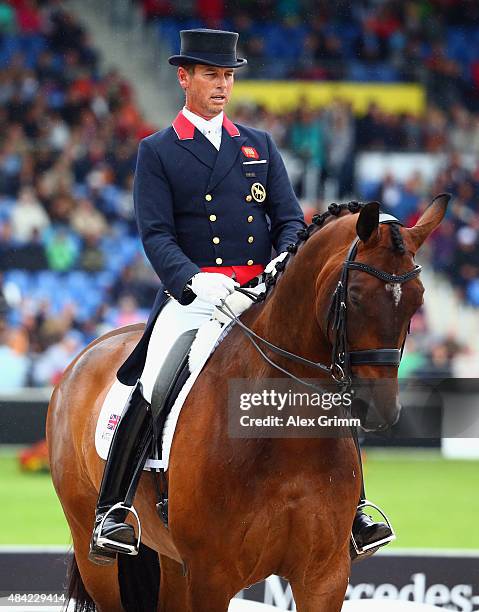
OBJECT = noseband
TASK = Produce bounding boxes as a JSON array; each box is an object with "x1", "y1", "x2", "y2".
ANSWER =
[
  {"x1": 328, "y1": 214, "x2": 422, "y2": 385},
  {"x1": 218, "y1": 213, "x2": 422, "y2": 390}
]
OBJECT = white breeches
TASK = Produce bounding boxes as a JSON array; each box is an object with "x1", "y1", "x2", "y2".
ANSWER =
[
  {"x1": 139, "y1": 296, "x2": 216, "y2": 403},
  {"x1": 139, "y1": 283, "x2": 265, "y2": 403}
]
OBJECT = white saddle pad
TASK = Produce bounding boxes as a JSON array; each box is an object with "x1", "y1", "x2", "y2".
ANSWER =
[
  {"x1": 95, "y1": 318, "x2": 230, "y2": 471},
  {"x1": 95, "y1": 284, "x2": 264, "y2": 471}
]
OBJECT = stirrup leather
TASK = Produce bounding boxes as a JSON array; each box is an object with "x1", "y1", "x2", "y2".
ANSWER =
[
  {"x1": 94, "y1": 502, "x2": 142, "y2": 556},
  {"x1": 350, "y1": 499, "x2": 396, "y2": 556}
]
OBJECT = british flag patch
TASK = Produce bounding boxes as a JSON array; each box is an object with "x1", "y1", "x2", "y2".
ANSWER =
[
  {"x1": 107, "y1": 413, "x2": 120, "y2": 430},
  {"x1": 241, "y1": 146, "x2": 259, "y2": 159}
]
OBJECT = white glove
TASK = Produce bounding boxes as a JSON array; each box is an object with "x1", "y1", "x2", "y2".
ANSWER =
[
  {"x1": 189, "y1": 272, "x2": 239, "y2": 306},
  {"x1": 213, "y1": 290, "x2": 256, "y2": 325},
  {"x1": 264, "y1": 251, "x2": 288, "y2": 276}
]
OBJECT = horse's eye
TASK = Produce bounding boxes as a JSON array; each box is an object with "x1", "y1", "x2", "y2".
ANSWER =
[{"x1": 349, "y1": 294, "x2": 360, "y2": 307}]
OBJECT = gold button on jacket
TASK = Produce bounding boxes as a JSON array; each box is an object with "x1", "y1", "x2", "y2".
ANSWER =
[
  {"x1": 213, "y1": 236, "x2": 220, "y2": 244},
  {"x1": 209, "y1": 214, "x2": 217, "y2": 221},
  {"x1": 247, "y1": 259, "x2": 254, "y2": 265},
  {"x1": 205, "y1": 194, "x2": 212, "y2": 201},
  {"x1": 215, "y1": 257, "x2": 223, "y2": 265},
  {"x1": 248, "y1": 236, "x2": 254, "y2": 243},
  {"x1": 245, "y1": 195, "x2": 252, "y2": 202},
  {"x1": 247, "y1": 215, "x2": 253, "y2": 222}
]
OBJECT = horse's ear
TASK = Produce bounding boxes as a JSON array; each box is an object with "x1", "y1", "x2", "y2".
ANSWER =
[
  {"x1": 356, "y1": 201, "x2": 380, "y2": 243},
  {"x1": 407, "y1": 193, "x2": 451, "y2": 252}
]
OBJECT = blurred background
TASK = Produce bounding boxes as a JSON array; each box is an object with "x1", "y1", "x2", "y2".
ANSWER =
[{"x1": 0, "y1": 0, "x2": 478, "y2": 609}]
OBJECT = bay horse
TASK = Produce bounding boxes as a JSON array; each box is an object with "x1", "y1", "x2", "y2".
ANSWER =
[{"x1": 47, "y1": 195, "x2": 449, "y2": 612}]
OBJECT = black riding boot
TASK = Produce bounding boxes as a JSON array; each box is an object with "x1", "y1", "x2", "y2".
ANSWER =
[
  {"x1": 89, "y1": 330, "x2": 198, "y2": 565},
  {"x1": 350, "y1": 429, "x2": 395, "y2": 561},
  {"x1": 89, "y1": 380, "x2": 152, "y2": 565},
  {"x1": 352, "y1": 506, "x2": 393, "y2": 553}
]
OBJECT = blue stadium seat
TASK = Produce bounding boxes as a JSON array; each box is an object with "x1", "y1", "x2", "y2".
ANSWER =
[
  {"x1": 4, "y1": 270, "x2": 30, "y2": 295},
  {"x1": 466, "y1": 279, "x2": 479, "y2": 306},
  {"x1": 95, "y1": 270, "x2": 116, "y2": 290},
  {"x1": 347, "y1": 61, "x2": 399, "y2": 82},
  {"x1": 0, "y1": 199, "x2": 14, "y2": 222}
]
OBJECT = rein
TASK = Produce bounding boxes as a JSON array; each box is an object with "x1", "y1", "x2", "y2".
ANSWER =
[{"x1": 217, "y1": 211, "x2": 422, "y2": 389}]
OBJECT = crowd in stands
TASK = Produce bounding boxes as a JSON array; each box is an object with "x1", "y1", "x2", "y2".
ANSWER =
[
  {"x1": 0, "y1": 0, "x2": 158, "y2": 388},
  {"x1": 139, "y1": 0, "x2": 479, "y2": 109},
  {"x1": 235, "y1": 100, "x2": 479, "y2": 309},
  {"x1": 0, "y1": 0, "x2": 478, "y2": 388}
]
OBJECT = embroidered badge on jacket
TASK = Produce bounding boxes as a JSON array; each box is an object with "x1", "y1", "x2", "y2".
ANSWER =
[{"x1": 241, "y1": 146, "x2": 259, "y2": 159}]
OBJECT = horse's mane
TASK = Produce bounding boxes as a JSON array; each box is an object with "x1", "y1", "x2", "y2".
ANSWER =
[{"x1": 265, "y1": 201, "x2": 406, "y2": 292}]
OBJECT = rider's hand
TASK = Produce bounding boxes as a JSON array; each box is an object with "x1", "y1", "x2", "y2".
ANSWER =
[
  {"x1": 264, "y1": 251, "x2": 288, "y2": 276},
  {"x1": 188, "y1": 272, "x2": 239, "y2": 306}
]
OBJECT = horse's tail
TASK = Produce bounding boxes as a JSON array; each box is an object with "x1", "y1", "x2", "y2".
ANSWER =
[
  {"x1": 65, "y1": 545, "x2": 160, "y2": 611},
  {"x1": 66, "y1": 553, "x2": 95, "y2": 612},
  {"x1": 118, "y1": 543, "x2": 160, "y2": 611}
]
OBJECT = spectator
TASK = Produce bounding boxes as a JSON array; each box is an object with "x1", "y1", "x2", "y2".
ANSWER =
[
  {"x1": 0, "y1": 324, "x2": 29, "y2": 389},
  {"x1": 0, "y1": 1, "x2": 16, "y2": 35},
  {"x1": 44, "y1": 228, "x2": 79, "y2": 271},
  {"x1": 70, "y1": 197, "x2": 107, "y2": 240},
  {"x1": 10, "y1": 186, "x2": 50, "y2": 243},
  {"x1": 32, "y1": 330, "x2": 83, "y2": 386},
  {"x1": 16, "y1": 0, "x2": 42, "y2": 35},
  {"x1": 112, "y1": 295, "x2": 144, "y2": 327},
  {"x1": 324, "y1": 102, "x2": 355, "y2": 199},
  {"x1": 288, "y1": 108, "x2": 324, "y2": 198},
  {"x1": 80, "y1": 233, "x2": 104, "y2": 272}
]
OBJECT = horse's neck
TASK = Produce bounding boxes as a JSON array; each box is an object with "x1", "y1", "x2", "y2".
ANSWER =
[{"x1": 249, "y1": 259, "x2": 331, "y2": 378}]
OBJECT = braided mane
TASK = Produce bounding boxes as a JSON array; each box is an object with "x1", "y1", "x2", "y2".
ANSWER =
[{"x1": 265, "y1": 201, "x2": 406, "y2": 291}]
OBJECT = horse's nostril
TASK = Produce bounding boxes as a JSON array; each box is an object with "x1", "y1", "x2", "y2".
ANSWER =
[
  {"x1": 391, "y1": 402, "x2": 402, "y2": 426},
  {"x1": 351, "y1": 397, "x2": 369, "y2": 425}
]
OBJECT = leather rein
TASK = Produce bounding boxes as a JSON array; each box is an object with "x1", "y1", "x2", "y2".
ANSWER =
[{"x1": 217, "y1": 214, "x2": 422, "y2": 389}]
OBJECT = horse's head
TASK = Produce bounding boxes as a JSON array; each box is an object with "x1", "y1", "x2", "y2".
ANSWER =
[{"x1": 310, "y1": 194, "x2": 450, "y2": 431}]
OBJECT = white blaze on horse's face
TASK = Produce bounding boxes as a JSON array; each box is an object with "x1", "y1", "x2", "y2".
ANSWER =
[{"x1": 385, "y1": 282, "x2": 402, "y2": 307}]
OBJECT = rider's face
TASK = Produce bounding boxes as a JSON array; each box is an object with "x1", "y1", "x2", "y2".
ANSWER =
[{"x1": 178, "y1": 64, "x2": 235, "y2": 119}]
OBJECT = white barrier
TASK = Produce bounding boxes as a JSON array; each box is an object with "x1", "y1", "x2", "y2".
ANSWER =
[
  {"x1": 343, "y1": 603, "x2": 442, "y2": 611},
  {"x1": 230, "y1": 601, "x2": 442, "y2": 611},
  {"x1": 229, "y1": 602, "x2": 280, "y2": 611}
]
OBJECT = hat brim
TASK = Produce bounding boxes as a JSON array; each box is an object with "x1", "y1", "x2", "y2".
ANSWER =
[{"x1": 168, "y1": 54, "x2": 247, "y2": 68}]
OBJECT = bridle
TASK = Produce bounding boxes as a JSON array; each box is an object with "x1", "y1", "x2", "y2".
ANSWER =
[
  {"x1": 328, "y1": 215, "x2": 422, "y2": 386},
  {"x1": 217, "y1": 213, "x2": 422, "y2": 390}
]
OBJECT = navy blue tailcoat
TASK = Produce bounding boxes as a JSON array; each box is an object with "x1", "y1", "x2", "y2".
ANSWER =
[{"x1": 117, "y1": 111, "x2": 306, "y2": 385}]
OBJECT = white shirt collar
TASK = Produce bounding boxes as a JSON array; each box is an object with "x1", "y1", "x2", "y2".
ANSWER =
[{"x1": 182, "y1": 106, "x2": 223, "y2": 136}]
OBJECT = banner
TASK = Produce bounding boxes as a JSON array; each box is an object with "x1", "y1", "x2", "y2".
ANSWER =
[
  {"x1": 231, "y1": 81, "x2": 425, "y2": 115},
  {"x1": 1, "y1": 550, "x2": 477, "y2": 610}
]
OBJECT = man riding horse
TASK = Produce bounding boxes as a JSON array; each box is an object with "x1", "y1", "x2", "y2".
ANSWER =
[{"x1": 89, "y1": 28, "x2": 393, "y2": 563}]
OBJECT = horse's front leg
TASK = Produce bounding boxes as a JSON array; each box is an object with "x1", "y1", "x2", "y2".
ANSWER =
[
  {"x1": 158, "y1": 555, "x2": 189, "y2": 612},
  {"x1": 182, "y1": 560, "x2": 238, "y2": 612},
  {"x1": 289, "y1": 548, "x2": 350, "y2": 612}
]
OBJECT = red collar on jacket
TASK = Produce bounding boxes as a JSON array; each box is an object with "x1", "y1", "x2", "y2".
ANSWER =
[{"x1": 172, "y1": 111, "x2": 240, "y2": 140}]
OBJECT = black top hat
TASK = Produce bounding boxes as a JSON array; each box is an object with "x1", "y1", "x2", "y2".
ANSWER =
[{"x1": 168, "y1": 29, "x2": 247, "y2": 68}]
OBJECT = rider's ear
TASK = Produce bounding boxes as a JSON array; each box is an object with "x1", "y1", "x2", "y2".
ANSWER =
[
  {"x1": 406, "y1": 193, "x2": 451, "y2": 252},
  {"x1": 356, "y1": 201, "x2": 380, "y2": 243}
]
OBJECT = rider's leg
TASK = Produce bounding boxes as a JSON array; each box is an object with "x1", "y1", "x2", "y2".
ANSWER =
[
  {"x1": 89, "y1": 297, "x2": 216, "y2": 563},
  {"x1": 350, "y1": 427, "x2": 394, "y2": 559},
  {"x1": 89, "y1": 379, "x2": 152, "y2": 563}
]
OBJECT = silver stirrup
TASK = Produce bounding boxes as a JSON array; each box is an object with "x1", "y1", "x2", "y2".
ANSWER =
[
  {"x1": 95, "y1": 502, "x2": 142, "y2": 556},
  {"x1": 350, "y1": 500, "x2": 396, "y2": 556}
]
